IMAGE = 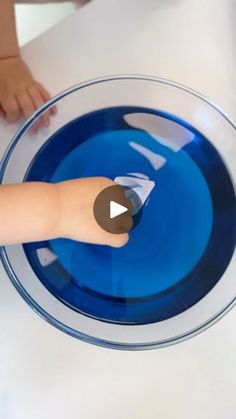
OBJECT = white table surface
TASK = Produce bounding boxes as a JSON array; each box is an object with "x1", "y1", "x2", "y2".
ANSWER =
[{"x1": 0, "y1": 1, "x2": 235, "y2": 418}]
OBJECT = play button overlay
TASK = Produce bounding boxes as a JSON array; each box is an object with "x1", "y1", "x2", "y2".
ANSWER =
[
  {"x1": 110, "y1": 201, "x2": 128, "y2": 219},
  {"x1": 93, "y1": 184, "x2": 142, "y2": 234}
]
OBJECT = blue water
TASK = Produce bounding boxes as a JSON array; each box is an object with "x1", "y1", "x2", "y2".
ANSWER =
[{"x1": 24, "y1": 107, "x2": 236, "y2": 324}]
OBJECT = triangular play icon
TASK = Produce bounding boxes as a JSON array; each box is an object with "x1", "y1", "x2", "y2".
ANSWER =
[{"x1": 109, "y1": 200, "x2": 128, "y2": 219}]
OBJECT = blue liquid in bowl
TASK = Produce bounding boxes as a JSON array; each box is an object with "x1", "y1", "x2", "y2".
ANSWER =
[{"x1": 24, "y1": 107, "x2": 236, "y2": 324}]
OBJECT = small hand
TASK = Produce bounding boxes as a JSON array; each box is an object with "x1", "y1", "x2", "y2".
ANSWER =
[
  {"x1": 0, "y1": 55, "x2": 56, "y2": 128},
  {"x1": 56, "y1": 177, "x2": 132, "y2": 248}
]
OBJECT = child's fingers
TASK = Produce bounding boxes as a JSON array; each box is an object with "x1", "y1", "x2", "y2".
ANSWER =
[
  {"x1": 16, "y1": 91, "x2": 40, "y2": 132},
  {"x1": 36, "y1": 82, "x2": 57, "y2": 115},
  {"x1": 0, "y1": 105, "x2": 6, "y2": 118},
  {"x1": 108, "y1": 232, "x2": 129, "y2": 248},
  {"x1": 28, "y1": 86, "x2": 50, "y2": 127},
  {"x1": 2, "y1": 96, "x2": 21, "y2": 123},
  {"x1": 16, "y1": 91, "x2": 35, "y2": 119},
  {"x1": 101, "y1": 213, "x2": 132, "y2": 247},
  {"x1": 50, "y1": 105, "x2": 57, "y2": 115}
]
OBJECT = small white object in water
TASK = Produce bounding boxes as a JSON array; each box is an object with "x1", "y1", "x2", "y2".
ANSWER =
[
  {"x1": 36, "y1": 247, "x2": 57, "y2": 267},
  {"x1": 114, "y1": 176, "x2": 155, "y2": 215}
]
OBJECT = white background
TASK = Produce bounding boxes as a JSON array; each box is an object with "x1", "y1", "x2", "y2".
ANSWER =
[{"x1": 0, "y1": 1, "x2": 235, "y2": 418}]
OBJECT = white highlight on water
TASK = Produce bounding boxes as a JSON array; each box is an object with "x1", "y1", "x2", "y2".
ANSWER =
[
  {"x1": 128, "y1": 142, "x2": 167, "y2": 171},
  {"x1": 124, "y1": 113, "x2": 194, "y2": 152}
]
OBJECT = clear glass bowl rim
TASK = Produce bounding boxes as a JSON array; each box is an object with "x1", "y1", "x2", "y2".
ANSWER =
[{"x1": 0, "y1": 74, "x2": 235, "y2": 351}]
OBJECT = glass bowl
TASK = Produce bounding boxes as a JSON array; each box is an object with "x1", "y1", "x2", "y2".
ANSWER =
[{"x1": 0, "y1": 75, "x2": 235, "y2": 350}]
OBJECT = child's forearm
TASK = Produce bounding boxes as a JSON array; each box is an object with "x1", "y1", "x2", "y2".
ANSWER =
[
  {"x1": 0, "y1": 0, "x2": 19, "y2": 59},
  {"x1": 0, "y1": 182, "x2": 60, "y2": 245}
]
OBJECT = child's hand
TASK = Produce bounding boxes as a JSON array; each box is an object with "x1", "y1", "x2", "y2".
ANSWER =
[
  {"x1": 0, "y1": 177, "x2": 131, "y2": 247},
  {"x1": 0, "y1": 55, "x2": 56, "y2": 128},
  {"x1": 56, "y1": 177, "x2": 132, "y2": 248}
]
